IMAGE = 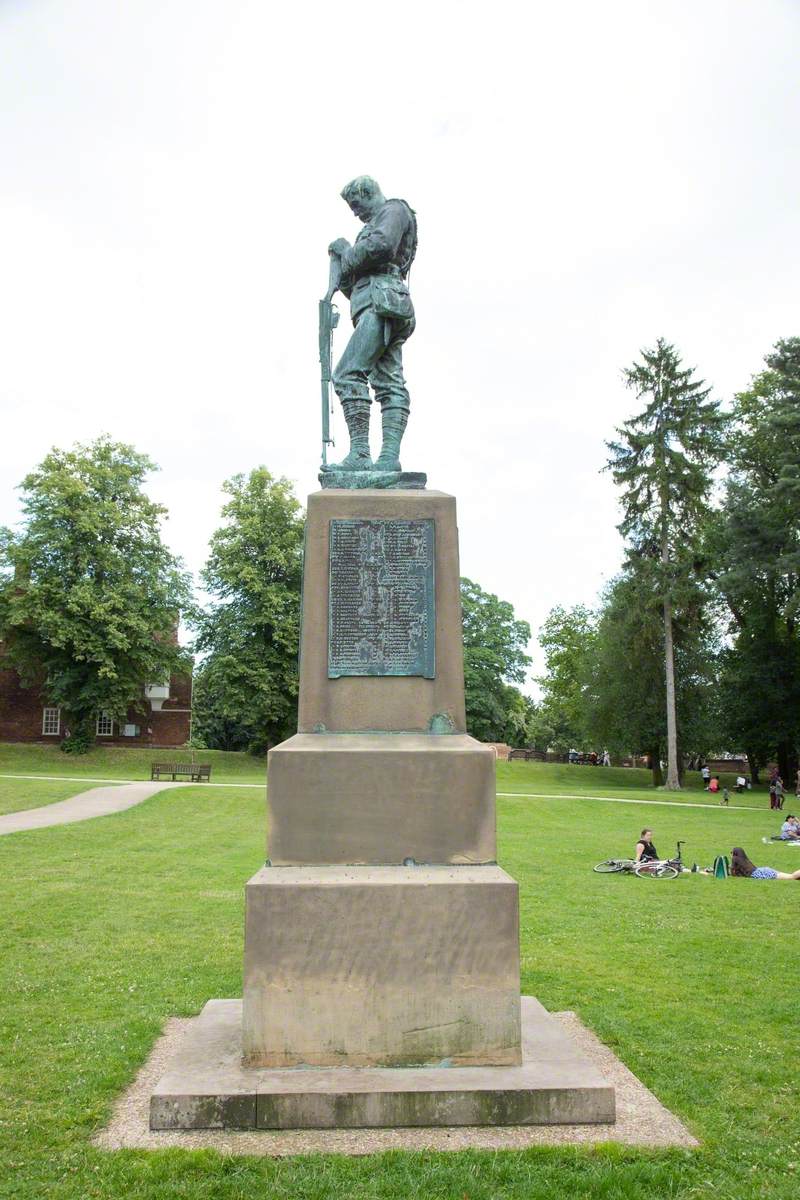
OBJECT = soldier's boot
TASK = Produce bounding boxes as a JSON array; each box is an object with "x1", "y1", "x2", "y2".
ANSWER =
[
  {"x1": 374, "y1": 407, "x2": 408, "y2": 472},
  {"x1": 331, "y1": 399, "x2": 373, "y2": 471}
]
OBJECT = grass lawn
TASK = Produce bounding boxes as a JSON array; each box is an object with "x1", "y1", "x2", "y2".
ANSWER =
[
  {"x1": 0, "y1": 759, "x2": 798, "y2": 1198},
  {"x1": 0, "y1": 776, "x2": 104, "y2": 817},
  {"x1": 497, "y1": 760, "x2": 773, "y2": 810},
  {"x1": 0, "y1": 741, "x2": 267, "y2": 784}
]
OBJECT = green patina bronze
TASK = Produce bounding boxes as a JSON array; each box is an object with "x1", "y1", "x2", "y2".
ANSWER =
[
  {"x1": 319, "y1": 176, "x2": 425, "y2": 490},
  {"x1": 327, "y1": 518, "x2": 435, "y2": 678}
]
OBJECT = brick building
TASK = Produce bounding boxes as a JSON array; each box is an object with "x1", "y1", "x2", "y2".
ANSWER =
[{"x1": 0, "y1": 662, "x2": 192, "y2": 747}]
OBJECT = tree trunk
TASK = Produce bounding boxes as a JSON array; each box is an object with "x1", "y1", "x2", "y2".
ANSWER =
[
  {"x1": 662, "y1": 593, "x2": 681, "y2": 788},
  {"x1": 744, "y1": 749, "x2": 761, "y2": 786},
  {"x1": 777, "y1": 739, "x2": 793, "y2": 788},
  {"x1": 649, "y1": 747, "x2": 664, "y2": 788}
]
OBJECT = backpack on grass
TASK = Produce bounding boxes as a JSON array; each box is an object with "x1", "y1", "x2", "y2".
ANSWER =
[{"x1": 712, "y1": 854, "x2": 730, "y2": 879}]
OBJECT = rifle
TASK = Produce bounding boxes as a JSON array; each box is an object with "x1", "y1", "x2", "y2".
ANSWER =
[{"x1": 318, "y1": 253, "x2": 342, "y2": 467}]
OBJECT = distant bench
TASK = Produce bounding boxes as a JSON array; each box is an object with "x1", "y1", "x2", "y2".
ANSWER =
[
  {"x1": 150, "y1": 762, "x2": 211, "y2": 783},
  {"x1": 507, "y1": 749, "x2": 546, "y2": 763}
]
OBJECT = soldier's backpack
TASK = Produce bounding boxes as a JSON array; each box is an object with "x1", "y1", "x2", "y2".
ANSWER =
[{"x1": 712, "y1": 854, "x2": 730, "y2": 879}]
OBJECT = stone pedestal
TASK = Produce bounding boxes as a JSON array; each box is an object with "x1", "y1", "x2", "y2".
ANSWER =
[
  {"x1": 241, "y1": 489, "x2": 511, "y2": 1072},
  {"x1": 149, "y1": 485, "x2": 616, "y2": 1129}
]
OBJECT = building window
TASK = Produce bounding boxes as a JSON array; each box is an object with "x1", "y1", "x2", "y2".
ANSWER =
[
  {"x1": 42, "y1": 707, "x2": 61, "y2": 736},
  {"x1": 96, "y1": 712, "x2": 114, "y2": 737}
]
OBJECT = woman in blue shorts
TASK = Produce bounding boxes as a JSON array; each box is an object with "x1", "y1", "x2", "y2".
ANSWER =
[{"x1": 730, "y1": 847, "x2": 800, "y2": 880}]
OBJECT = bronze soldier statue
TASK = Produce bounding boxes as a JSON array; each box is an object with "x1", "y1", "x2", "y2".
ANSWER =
[{"x1": 326, "y1": 176, "x2": 417, "y2": 474}]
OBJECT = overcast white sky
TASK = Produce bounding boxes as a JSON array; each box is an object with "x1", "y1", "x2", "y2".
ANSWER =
[{"x1": 1, "y1": 0, "x2": 798, "y2": 682}]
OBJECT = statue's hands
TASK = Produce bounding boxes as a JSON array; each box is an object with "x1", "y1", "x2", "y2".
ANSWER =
[{"x1": 328, "y1": 237, "x2": 351, "y2": 258}]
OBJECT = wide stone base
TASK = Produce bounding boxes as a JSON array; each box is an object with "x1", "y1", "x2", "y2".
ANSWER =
[
  {"x1": 150, "y1": 996, "x2": 616, "y2": 1130},
  {"x1": 242, "y1": 865, "x2": 521, "y2": 1068},
  {"x1": 318, "y1": 469, "x2": 427, "y2": 490}
]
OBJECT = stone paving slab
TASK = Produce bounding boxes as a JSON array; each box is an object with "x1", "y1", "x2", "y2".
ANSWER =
[
  {"x1": 95, "y1": 1004, "x2": 697, "y2": 1154},
  {"x1": 0, "y1": 781, "x2": 184, "y2": 835}
]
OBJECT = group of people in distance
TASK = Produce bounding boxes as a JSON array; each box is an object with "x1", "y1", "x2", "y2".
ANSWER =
[
  {"x1": 701, "y1": 765, "x2": 737, "y2": 791},
  {"x1": 700, "y1": 766, "x2": 732, "y2": 803},
  {"x1": 632, "y1": 828, "x2": 800, "y2": 881},
  {"x1": 700, "y1": 763, "x2": 800, "y2": 811},
  {"x1": 767, "y1": 767, "x2": 794, "y2": 810},
  {"x1": 568, "y1": 749, "x2": 612, "y2": 766}
]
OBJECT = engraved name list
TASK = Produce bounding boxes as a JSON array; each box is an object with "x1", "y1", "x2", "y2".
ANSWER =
[{"x1": 328, "y1": 519, "x2": 435, "y2": 678}]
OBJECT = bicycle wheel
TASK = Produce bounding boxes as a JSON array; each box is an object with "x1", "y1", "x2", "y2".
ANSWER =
[
  {"x1": 593, "y1": 860, "x2": 624, "y2": 873},
  {"x1": 635, "y1": 862, "x2": 679, "y2": 879}
]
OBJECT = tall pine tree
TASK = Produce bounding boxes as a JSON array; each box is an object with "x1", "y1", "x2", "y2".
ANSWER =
[{"x1": 606, "y1": 339, "x2": 725, "y2": 788}]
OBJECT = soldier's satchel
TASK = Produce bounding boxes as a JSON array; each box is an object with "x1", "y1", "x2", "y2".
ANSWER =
[{"x1": 371, "y1": 275, "x2": 414, "y2": 321}]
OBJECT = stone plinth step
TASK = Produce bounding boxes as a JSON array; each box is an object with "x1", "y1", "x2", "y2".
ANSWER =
[
  {"x1": 267, "y1": 733, "x2": 496, "y2": 865},
  {"x1": 150, "y1": 996, "x2": 616, "y2": 1130},
  {"x1": 242, "y1": 864, "x2": 521, "y2": 1068}
]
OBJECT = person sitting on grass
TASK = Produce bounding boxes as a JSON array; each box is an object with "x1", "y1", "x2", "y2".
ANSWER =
[
  {"x1": 730, "y1": 847, "x2": 800, "y2": 881},
  {"x1": 708, "y1": 775, "x2": 720, "y2": 795},
  {"x1": 635, "y1": 829, "x2": 659, "y2": 863},
  {"x1": 780, "y1": 815, "x2": 800, "y2": 840},
  {"x1": 761, "y1": 816, "x2": 800, "y2": 844}
]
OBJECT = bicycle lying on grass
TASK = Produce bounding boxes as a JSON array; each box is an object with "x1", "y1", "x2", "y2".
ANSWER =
[{"x1": 593, "y1": 841, "x2": 687, "y2": 880}]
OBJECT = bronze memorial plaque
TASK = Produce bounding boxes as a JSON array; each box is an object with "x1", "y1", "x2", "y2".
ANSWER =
[{"x1": 328, "y1": 519, "x2": 435, "y2": 678}]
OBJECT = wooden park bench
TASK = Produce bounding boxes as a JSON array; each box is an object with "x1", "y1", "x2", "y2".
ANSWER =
[
  {"x1": 150, "y1": 762, "x2": 211, "y2": 783},
  {"x1": 507, "y1": 749, "x2": 546, "y2": 762}
]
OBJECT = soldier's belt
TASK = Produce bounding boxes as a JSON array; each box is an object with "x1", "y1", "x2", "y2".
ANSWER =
[{"x1": 356, "y1": 263, "x2": 402, "y2": 279}]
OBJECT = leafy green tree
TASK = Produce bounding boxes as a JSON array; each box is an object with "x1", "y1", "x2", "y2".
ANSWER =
[
  {"x1": 460, "y1": 577, "x2": 532, "y2": 743},
  {"x1": 714, "y1": 628, "x2": 793, "y2": 785},
  {"x1": 191, "y1": 469, "x2": 304, "y2": 754},
  {"x1": 535, "y1": 605, "x2": 596, "y2": 752},
  {"x1": 584, "y1": 567, "x2": 719, "y2": 785},
  {"x1": 495, "y1": 685, "x2": 538, "y2": 747},
  {"x1": 0, "y1": 437, "x2": 191, "y2": 750},
  {"x1": 606, "y1": 338, "x2": 725, "y2": 788},
  {"x1": 711, "y1": 337, "x2": 800, "y2": 782}
]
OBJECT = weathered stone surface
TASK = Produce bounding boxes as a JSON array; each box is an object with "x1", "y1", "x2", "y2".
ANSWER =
[
  {"x1": 298, "y1": 490, "x2": 466, "y2": 733},
  {"x1": 241, "y1": 865, "x2": 521, "y2": 1068},
  {"x1": 267, "y1": 733, "x2": 496, "y2": 865},
  {"x1": 149, "y1": 996, "x2": 615, "y2": 1130},
  {"x1": 150, "y1": 1000, "x2": 256, "y2": 1130}
]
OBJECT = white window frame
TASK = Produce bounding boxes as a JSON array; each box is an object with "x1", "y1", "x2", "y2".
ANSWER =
[
  {"x1": 42, "y1": 707, "x2": 61, "y2": 736},
  {"x1": 96, "y1": 711, "x2": 114, "y2": 737}
]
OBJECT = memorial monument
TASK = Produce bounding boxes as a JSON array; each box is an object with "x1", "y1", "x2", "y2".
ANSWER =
[{"x1": 148, "y1": 179, "x2": 615, "y2": 1130}]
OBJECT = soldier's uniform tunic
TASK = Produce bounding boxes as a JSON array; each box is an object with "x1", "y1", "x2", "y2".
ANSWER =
[{"x1": 333, "y1": 198, "x2": 417, "y2": 418}]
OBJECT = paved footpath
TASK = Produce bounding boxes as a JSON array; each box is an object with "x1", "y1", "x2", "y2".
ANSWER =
[
  {"x1": 0, "y1": 781, "x2": 185, "y2": 837},
  {"x1": 0, "y1": 775, "x2": 765, "y2": 838},
  {"x1": 497, "y1": 791, "x2": 763, "y2": 813}
]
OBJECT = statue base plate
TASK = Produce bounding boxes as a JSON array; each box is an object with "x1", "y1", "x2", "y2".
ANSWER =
[{"x1": 318, "y1": 468, "x2": 427, "y2": 490}]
